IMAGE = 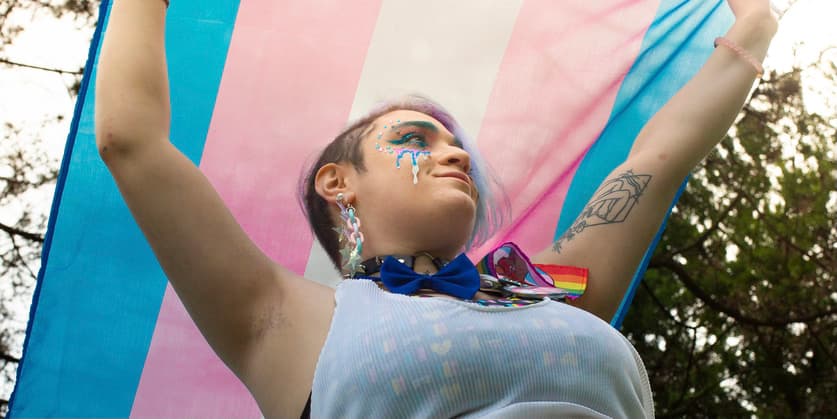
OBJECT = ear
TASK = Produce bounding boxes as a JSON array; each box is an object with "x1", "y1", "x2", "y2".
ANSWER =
[{"x1": 314, "y1": 162, "x2": 355, "y2": 204}]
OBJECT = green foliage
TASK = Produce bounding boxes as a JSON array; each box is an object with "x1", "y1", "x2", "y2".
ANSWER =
[{"x1": 623, "y1": 66, "x2": 837, "y2": 418}]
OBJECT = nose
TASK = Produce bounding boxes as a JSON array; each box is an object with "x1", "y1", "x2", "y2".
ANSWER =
[{"x1": 438, "y1": 143, "x2": 471, "y2": 174}]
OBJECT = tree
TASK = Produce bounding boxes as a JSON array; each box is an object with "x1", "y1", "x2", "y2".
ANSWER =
[
  {"x1": 622, "y1": 54, "x2": 837, "y2": 417},
  {"x1": 0, "y1": 0, "x2": 97, "y2": 414}
]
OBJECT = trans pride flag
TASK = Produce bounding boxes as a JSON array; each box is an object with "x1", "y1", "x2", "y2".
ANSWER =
[{"x1": 10, "y1": 0, "x2": 732, "y2": 416}]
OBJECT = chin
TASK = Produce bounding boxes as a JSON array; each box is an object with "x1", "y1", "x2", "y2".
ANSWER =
[
  {"x1": 431, "y1": 187, "x2": 478, "y2": 211},
  {"x1": 428, "y1": 200, "x2": 476, "y2": 240},
  {"x1": 434, "y1": 202, "x2": 477, "y2": 230}
]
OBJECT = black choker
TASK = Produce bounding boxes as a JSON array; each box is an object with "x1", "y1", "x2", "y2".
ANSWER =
[{"x1": 355, "y1": 252, "x2": 450, "y2": 276}]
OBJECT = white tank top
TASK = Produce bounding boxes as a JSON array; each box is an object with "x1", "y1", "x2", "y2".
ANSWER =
[{"x1": 311, "y1": 280, "x2": 654, "y2": 418}]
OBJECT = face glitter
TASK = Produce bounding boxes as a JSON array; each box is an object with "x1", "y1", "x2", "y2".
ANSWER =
[
  {"x1": 376, "y1": 120, "x2": 440, "y2": 184},
  {"x1": 395, "y1": 148, "x2": 431, "y2": 184}
]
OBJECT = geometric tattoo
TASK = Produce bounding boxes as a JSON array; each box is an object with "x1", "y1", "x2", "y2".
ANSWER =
[{"x1": 552, "y1": 170, "x2": 652, "y2": 253}]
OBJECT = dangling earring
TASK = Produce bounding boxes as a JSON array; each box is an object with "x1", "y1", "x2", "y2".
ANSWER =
[{"x1": 335, "y1": 193, "x2": 364, "y2": 276}]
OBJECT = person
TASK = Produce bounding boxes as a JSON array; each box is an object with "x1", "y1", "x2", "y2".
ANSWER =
[{"x1": 94, "y1": 0, "x2": 777, "y2": 417}]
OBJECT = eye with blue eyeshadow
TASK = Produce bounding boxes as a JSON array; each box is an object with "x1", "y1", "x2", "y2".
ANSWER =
[{"x1": 388, "y1": 132, "x2": 428, "y2": 148}]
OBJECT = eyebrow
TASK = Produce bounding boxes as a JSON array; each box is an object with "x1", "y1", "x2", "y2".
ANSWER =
[{"x1": 394, "y1": 120, "x2": 464, "y2": 149}]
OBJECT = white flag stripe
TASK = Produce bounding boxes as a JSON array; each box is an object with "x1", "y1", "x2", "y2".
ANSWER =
[{"x1": 304, "y1": 0, "x2": 524, "y2": 283}]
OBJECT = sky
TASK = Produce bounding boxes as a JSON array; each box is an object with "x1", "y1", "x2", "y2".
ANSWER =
[{"x1": 766, "y1": 0, "x2": 837, "y2": 116}]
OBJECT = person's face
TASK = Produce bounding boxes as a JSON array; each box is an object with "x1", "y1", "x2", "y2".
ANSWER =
[{"x1": 352, "y1": 110, "x2": 478, "y2": 256}]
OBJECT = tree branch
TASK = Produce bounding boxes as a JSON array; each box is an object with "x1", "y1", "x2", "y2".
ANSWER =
[
  {"x1": 0, "y1": 57, "x2": 83, "y2": 75},
  {"x1": 664, "y1": 193, "x2": 743, "y2": 259},
  {"x1": 8, "y1": 233, "x2": 38, "y2": 280},
  {"x1": 0, "y1": 221, "x2": 43, "y2": 243},
  {"x1": 658, "y1": 374, "x2": 734, "y2": 419},
  {"x1": 809, "y1": 328, "x2": 837, "y2": 370},
  {"x1": 0, "y1": 352, "x2": 20, "y2": 363},
  {"x1": 657, "y1": 259, "x2": 837, "y2": 328},
  {"x1": 676, "y1": 323, "x2": 698, "y2": 407},
  {"x1": 0, "y1": 172, "x2": 58, "y2": 189},
  {"x1": 812, "y1": 46, "x2": 837, "y2": 69},
  {"x1": 640, "y1": 280, "x2": 698, "y2": 330},
  {"x1": 774, "y1": 0, "x2": 801, "y2": 21},
  {"x1": 735, "y1": 188, "x2": 835, "y2": 275}
]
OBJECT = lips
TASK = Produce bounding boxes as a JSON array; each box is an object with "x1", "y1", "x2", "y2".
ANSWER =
[{"x1": 436, "y1": 172, "x2": 471, "y2": 185}]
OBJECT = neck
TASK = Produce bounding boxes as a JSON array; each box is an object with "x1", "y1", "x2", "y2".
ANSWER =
[
  {"x1": 412, "y1": 253, "x2": 446, "y2": 275},
  {"x1": 358, "y1": 229, "x2": 466, "y2": 266},
  {"x1": 356, "y1": 251, "x2": 457, "y2": 277}
]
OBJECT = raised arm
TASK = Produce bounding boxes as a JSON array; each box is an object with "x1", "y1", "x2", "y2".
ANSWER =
[
  {"x1": 94, "y1": 0, "x2": 330, "y2": 381},
  {"x1": 532, "y1": 1, "x2": 778, "y2": 322}
]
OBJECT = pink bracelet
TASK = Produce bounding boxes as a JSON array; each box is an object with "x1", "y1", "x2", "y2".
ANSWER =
[{"x1": 714, "y1": 37, "x2": 764, "y2": 78}]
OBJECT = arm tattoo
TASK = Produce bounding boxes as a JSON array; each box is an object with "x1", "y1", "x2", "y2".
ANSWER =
[{"x1": 552, "y1": 170, "x2": 652, "y2": 253}]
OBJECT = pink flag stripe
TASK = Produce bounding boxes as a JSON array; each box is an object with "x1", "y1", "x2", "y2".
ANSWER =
[
  {"x1": 473, "y1": 0, "x2": 659, "y2": 257},
  {"x1": 130, "y1": 1, "x2": 382, "y2": 417},
  {"x1": 311, "y1": 0, "x2": 526, "y2": 286}
]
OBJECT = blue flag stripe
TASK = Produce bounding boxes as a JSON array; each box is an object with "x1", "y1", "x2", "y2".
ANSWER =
[
  {"x1": 553, "y1": 0, "x2": 732, "y2": 328},
  {"x1": 9, "y1": 0, "x2": 242, "y2": 416}
]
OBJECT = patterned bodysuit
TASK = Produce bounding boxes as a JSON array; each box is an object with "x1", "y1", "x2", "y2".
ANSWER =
[{"x1": 310, "y1": 280, "x2": 654, "y2": 418}]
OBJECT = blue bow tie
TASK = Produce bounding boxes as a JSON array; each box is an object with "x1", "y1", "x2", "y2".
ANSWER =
[{"x1": 379, "y1": 253, "x2": 480, "y2": 300}]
